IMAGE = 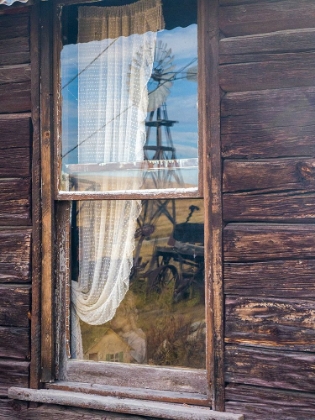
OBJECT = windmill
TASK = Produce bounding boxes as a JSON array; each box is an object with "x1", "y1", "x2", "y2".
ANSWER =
[{"x1": 133, "y1": 41, "x2": 198, "y2": 274}]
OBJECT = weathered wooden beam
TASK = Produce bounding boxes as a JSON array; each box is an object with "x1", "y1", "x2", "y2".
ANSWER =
[
  {"x1": 224, "y1": 224, "x2": 315, "y2": 262},
  {"x1": 219, "y1": 0, "x2": 315, "y2": 37},
  {"x1": 0, "y1": 285, "x2": 31, "y2": 327},
  {"x1": 0, "y1": 37, "x2": 29, "y2": 66},
  {"x1": 223, "y1": 191, "x2": 315, "y2": 222},
  {"x1": 225, "y1": 385, "x2": 315, "y2": 420},
  {"x1": 48, "y1": 381, "x2": 209, "y2": 407},
  {"x1": 221, "y1": 87, "x2": 315, "y2": 158},
  {"x1": 220, "y1": 52, "x2": 315, "y2": 92},
  {"x1": 199, "y1": 0, "x2": 224, "y2": 410},
  {"x1": 0, "y1": 361, "x2": 29, "y2": 397},
  {"x1": 225, "y1": 345, "x2": 315, "y2": 393},
  {"x1": 225, "y1": 296, "x2": 315, "y2": 351},
  {"x1": 8, "y1": 387, "x2": 244, "y2": 420},
  {"x1": 0, "y1": 81, "x2": 31, "y2": 113},
  {"x1": 0, "y1": 179, "x2": 31, "y2": 225},
  {"x1": 0, "y1": 64, "x2": 31, "y2": 85},
  {"x1": 223, "y1": 159, "x2": 315, "y2": 194},
  {"x1": 224, "y1": 260, "x2": 315, "y2": 298},
  {"x1": 0, "y1": 326, "x2": 29, "y2": 359},
  {"x1": 220, "y1": 28, "x2": 315, "y2": 65},
  {"x1": 0, "y1": 230, "x2": 31, "y2": 283},
  {"x1": 67, "y1": 361, "x2": 208, "y2": 395},
  {"x1": 0, "y1": 14, "x2": 28, "y2": 40}
]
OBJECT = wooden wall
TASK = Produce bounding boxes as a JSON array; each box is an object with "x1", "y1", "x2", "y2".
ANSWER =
[
  {"x1": 220, "y1": 0, "x2": 315, "y2": 418},
  {"x1": 0, "y1": 5, "x2": 33, "y2": 417}
]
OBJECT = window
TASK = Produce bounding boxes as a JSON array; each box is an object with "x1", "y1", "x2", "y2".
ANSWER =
[{"x1": 39, "y1": 0, "x2": 224, "y2": 415}]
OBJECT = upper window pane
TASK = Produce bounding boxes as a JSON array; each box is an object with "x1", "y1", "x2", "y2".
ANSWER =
[{"x1": 59, "y1": 0, "x2": 198, "y2": 193}]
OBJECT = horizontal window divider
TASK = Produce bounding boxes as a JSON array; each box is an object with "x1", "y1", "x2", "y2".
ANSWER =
[
  {"x1": 8, "y1": 387, "x2": 244, "y2": 420},
  {"x1": 56, "y1": 187, "x2": 202, "y2": 201},
  {"x1": 47, "y1": 381, "x2": 210, "y2": 406}
]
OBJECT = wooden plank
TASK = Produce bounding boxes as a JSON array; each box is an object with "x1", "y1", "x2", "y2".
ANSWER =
[
  {"x1": 0, "y1": 361, "x2": 29, "y2": 397},
  {"x1": 220, "y1": 29, "x2": 315, "y2": 65},
  {"x1": 225, "y1": 296, "x2": 315, "y2": 350},
  {"x1": 0, "y1": 399, "x2": 151, "y2": 420},
  {"x1": 0, "y1": 326, "x2": 29, "y2": 359},
  {"x1": 0, "y1": 37, "x2": 30, "y2": 66},
  {"x1": 225, "y1": 345, "x2": 315, "y2": 393},
  {"x1": 199, "y1": 0, "x2": 223, "y2": 410},
  {"x1": 0, "y1": 64, "x2": 31, "y2": 85},
  {"x1": 221, "y1": 87, "x2": 315, "y2": 158},
  {"x1": 0, "y1": 114, "x2": 31, "y2": 148},
  {"x1": 0, "y1": 179, "x2": 31, "y2": 225},
  {"x1": 8, "y1": 388, "x2": 244, "y2": 420},
  {"x1": 225, "y1": 385, "x2": 315, "y2": 420},
  {"x1": 224, "y1": 260, "x2": 315, "y2": 298},
  {"x1": 48, "y1": 381, "x2": 209, "y2": 407},
  {"x1": 0, "y1": 230, "x2": 31, "y2": 283},
  {"x1": 219, "y1": 0, "x2": 315, "y2": 37},
  {"x1": 223, "y1": 191, "x2": 315, "y2": 222},
  {"x1": 40, "y1": 0, "x2": 54, "y2": 383},
  {"x1": 223, "y1": 159, "x2": 315, "y2": 194},
  {"x1": 0, "y1": 81, "x2": 31, "y2": 113},
  {"x1": 220, "y1": 52, "x2": 315, "y2": 92},
  {"x1": 0, "y1": 285, "x2": 31, "y2": 327},
  {"x1": 0, "y1": 14, "x2": 28, "y2": 40},
  {"x1": 67, "y1": 361, "x2": 208, "y2": 395},
  {"x1": 30, "y1": 1, "x2": 41, "y2": 390},
  {"x1": 224, "y1": 224, "x2": 315, "y2": 262}
]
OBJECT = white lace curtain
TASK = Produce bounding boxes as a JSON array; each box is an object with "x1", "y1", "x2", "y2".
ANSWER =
[{"x1": 71, "y1": 0, "x2": 164, "y2": 358}]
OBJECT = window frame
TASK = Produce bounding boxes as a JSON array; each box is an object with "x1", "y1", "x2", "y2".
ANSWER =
[{"x1": 38, "y1": 0, "x2": 224, "y2": 413}]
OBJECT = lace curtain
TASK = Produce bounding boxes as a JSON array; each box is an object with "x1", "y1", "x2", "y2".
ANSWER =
[{"x1": 71, "y1": 0, "x2": 164, "y2": 358}]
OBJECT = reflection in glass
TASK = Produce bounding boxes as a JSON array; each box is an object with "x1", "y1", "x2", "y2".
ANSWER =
[
  {"x1": 60, "y1": 0, "x2": 198, "y2": 192},
  {"x1": 72, "y1": 199, "x2": 205, "y2": 368}
]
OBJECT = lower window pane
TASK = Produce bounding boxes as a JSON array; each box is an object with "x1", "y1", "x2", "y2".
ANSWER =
[{"x1": 71, "y1": 198, "x2": 205, "y2": 369}]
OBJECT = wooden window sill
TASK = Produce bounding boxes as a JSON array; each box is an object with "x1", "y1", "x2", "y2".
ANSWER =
[{"x1": 8, "y1": 387, "x2": 244, "y2": 420}]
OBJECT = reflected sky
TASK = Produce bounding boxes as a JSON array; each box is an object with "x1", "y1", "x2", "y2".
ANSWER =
[{"x1": 61, "y1": 23, "x2": 198, "y2": 187}]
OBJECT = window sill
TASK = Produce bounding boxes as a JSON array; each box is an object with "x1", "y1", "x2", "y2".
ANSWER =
[{"x1": 8, "y1": 387, "x2": 244, "y2": 420}]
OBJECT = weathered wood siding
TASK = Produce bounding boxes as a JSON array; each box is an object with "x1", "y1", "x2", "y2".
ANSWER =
[
  {"x1": 220, "y1": 0, "x2": 315, "y2": 418},
  {"x1": 0, "y1": 7, "x2": 32, "y2": 412}
]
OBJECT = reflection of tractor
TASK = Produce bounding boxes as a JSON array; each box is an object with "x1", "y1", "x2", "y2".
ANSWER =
[{"x1": 132, "y1": 205, "x2": 204, "y2": 304}]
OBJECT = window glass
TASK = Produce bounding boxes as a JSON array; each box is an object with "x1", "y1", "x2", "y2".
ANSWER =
[
  {"x1": 72, "y1": 198, "x2": 205, "y2": 368},
  {"x1": 60, "y1": 0, "x2": 198, "y2": 192}
]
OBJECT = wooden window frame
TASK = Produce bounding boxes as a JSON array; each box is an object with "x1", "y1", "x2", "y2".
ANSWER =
[{"x1": 33, "y1": 0, "x2": 225, "y2": 415}]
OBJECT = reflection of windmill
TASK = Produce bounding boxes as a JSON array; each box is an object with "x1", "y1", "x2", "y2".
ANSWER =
[{"x1": 143, "y1": 41, "x2": 183, "y2": 189}]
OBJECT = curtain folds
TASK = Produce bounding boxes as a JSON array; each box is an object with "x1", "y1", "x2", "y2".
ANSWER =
[{"x1": 71, "y1": 0, "x2": 164, "y2": 358}]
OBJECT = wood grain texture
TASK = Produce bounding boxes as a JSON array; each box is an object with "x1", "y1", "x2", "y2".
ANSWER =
[
  {"x1": 0, "y1": 327, "x2": 29, "y2": 359},
  {"x1": 0, "y1": 14, "x2": 28, "y2": 40},
  {"x1": 225, "y1": 385, "x2": 315, "y2": 420},
  {"x1": 223, "y1": 190, "x2": 315, "y2": 222},
  {"x1": 219, "y1": 0, "x2": 315, "y2": 37},
  {"x1": 199, "y1": 0, "x2": 224, "y2": 410},
  {"x1": 0, "y1": 285, "x2": 31, "y2": 327},
  {"x1": 224, "y1": 259, "x2": 315, "y2": 298},
  {"x1": 0, "y1": 64, "x2": 30, "y2": 85},
  {"x1": 0, "y1": 37, "x2": 29, "y2": 66},
  {"x1": 67, "y1": 361, "x2": 208, "y2": 395},
  {"x1": 224, "y1": 224, "x2": 315, "y2": 262},
  {"x1": 225, "y1": 345, "x2": 315, "y2": 392},
  {"x1": 0, "y1": 399, "x2": 154, "y2": 420},
  {"x1": 225, "y1": 296, "x2": 315, "y2": 350},
  {"x1": 221, "y1": 87, "x2": 315, "y2": 158},
  {"x1": 220, "y1": 52, "x2": 315, "y2": 92},
  {"x1": 0, "y1": 230, "x2": 31, "y2": 282},
  {"x1": 220, "y1": 28, "x2": 315, "y2": 65},
  {"x1": 8, "y1": 388, "x2": 244, "y2": 420},
  {"x1": 223, "y1": 159, "x2": 315, "y2": 194},
  {"x1": 0, "y1": 361, "x2": 29, "y2": 397},
  {"x1": 0, "y1": 81, "x2": 31, "y2": 113},
  {"x1": 0, "y1": 179, "x2": 31, "y2": 225}
]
